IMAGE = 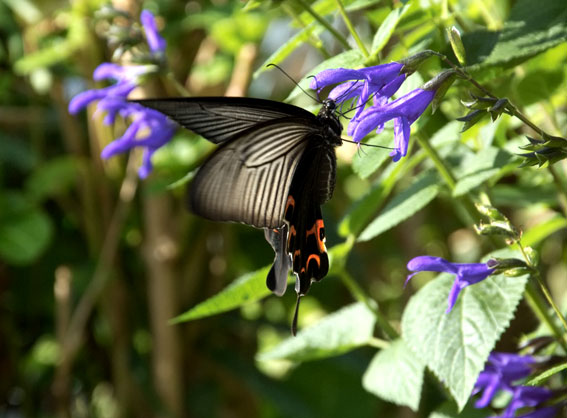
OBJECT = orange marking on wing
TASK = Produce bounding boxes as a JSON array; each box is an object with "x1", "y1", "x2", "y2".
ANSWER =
[
  {"x1": 316, "y1": 219, "x2": 326, "y2": 253},
  {"x1": 305, "y1": 223, "x2": 317, "y2": 238},
  {"x1": 306, "y1": 254, "x2": 321, "y2": 268},
  {"x1": 288, "y1": 225, "x2": 297, "y2": 248},
  {"x1": 306, "y1": 219, "x2": 327, "y2": 253},
  {"x1": 285, "y1": 196, "x2": 296, "y2": 214}
]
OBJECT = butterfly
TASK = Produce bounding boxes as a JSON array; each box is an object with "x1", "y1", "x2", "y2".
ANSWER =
[{"x1": 134, "y1": 97, "x2": 343, "y2": 334}]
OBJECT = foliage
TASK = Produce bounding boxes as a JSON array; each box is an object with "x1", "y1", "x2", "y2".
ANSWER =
[{"x1": 1, "y1": 0, "x2": 566, "y2": 417}]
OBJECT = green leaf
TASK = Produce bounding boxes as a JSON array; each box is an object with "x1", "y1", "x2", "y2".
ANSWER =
[
  {"x1": 401, "y1": 272, "x2": 528, "y2": 410},
  {"x1": 171, "y1": 265, "x2": 272, "y2": 323},
  {"x1": 526, "y1": 361, "x2": 567, "y2": 386},
  {"x1": 520, "y1": 215, "x2": 567, "y2": 247},
  {"x1": 453, "y1": 147, "x2": 515, "y2": 197},
  {"x1": 25, "y1": 156, "x2": 80, "y2": 202},
  {"x1": 254, "y1": 23, "x2": 323, "y2": 79},
  {"x1": 257, "y1": 302, "x2": 376, "y2": 362},
  {"x1": 352, "y1": 132, "x2": 393, "y2": 179},
  {"x1": 465, "y1": 0, "x2": 567, "y2": 69},
  {"x1": 286, "y1": 50, "x2": 365, "y2": 102},
  {"x1": 370, "y1": 4, "x2": 410, "y2": 55},
  {"x1": 0, "y1": 193, "x2": 53, "y2": 265},
  {"x1": 362, "y1": 339, "x2": 424, "y2": 411},
  {"x1": 358, "y1": 172, "x2": 440, "y2": 242}
]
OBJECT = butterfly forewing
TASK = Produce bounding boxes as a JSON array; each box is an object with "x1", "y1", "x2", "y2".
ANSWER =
[
  {"x1": 189, "y1": 119, "x2": 319, "y2": 228},
  {"x1": 133, "y1": 97, "x2": 317, "y2": 144}
]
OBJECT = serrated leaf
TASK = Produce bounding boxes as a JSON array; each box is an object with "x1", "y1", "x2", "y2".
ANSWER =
[
  {"x1": 0, "y1": 201, "x2": 53, "y2": 265},
  {"x1": 371, "y1": 4, "x2": 410, "y2": 55},
  {"x1": 286, "y1": 50, "x2": 365, "y2": 102},
  {"x1": 401, "y1": 272, "x2": 528, "y2": 410},
  {"x1": 362, "y1": 339, "x2": 424, "y2": 411},
  {"x1": 352, "y1": 131, "x2": 393, "y2": 179},
  {"x1": 257, "y1": 302, "x2": 376, "y2": 362},
  {"x1": 453, "y1": 148, "x2": 515, "y2": 197},
  {"x1": 253, "y1": 23, "x2": 323, "y2": 79},
  {"x1": 171, "y1": 265, "x2": 272, "y2": 323},
  {"x1": 465, "y1": 0, "x2": 567, "y2": 69},
  {"x1": 358, "y1": 172, "x2": 439, "y2": 242}
]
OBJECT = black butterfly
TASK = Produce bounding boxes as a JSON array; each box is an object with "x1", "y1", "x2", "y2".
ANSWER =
[{"x1": 134, "y1": 97, "x2": 343, "y2": 333}]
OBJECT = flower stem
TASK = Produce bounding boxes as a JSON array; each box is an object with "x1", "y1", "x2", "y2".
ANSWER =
[
  {"x1": 339, "y1": 270, "x2": 399, "y2": 339},
  {"x1": 524, "y1": 281, "x2": 567, "y2": 352},
  {"x1": 294, "y1": 0, "x2": 351, "y2": 51},
  {"x1": 415, "y1": 133, "x2": 457, "y2": 189},
  {"x1": 517, "y1": 242, "x2": 567, "y2": 349},
  {"x1": 439, "y1": 54, "x2": 553, "y2": 139},
  {"x1": 282, "y1": 3, "x2": 331, "y2": 59},
  {"x1": 334, "y1": 0, "x2": 369, "y2": 57},
  {"x1": 368, "y1": 337, "x2": 390, "y2": 349}
]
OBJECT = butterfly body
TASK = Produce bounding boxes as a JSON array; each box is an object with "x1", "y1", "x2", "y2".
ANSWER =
[{"x1": 134, "y1": 97, "x2": 342, "y2": 321}]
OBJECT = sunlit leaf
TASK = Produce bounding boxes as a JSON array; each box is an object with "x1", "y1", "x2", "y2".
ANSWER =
[
  {"x1": 171, "y1": 266, "x2": 272, "y2": 323},
  {"x1": 363, "y1": 339, "x2": 424, "y2": 410},
  {"x1": 257, "y1": 302, "x2": 376, "y2": 362},
  {"x1": 402, "y1": 271, "x2": 528, "y2": 410},
  {"x1": 358, "y1": 172, "x2": 440, "y2": 242}
]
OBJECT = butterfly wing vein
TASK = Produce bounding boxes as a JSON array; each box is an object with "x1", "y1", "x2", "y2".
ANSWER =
[{"x1": 190, "y1": 120, "x2": 317, "y2": 228}]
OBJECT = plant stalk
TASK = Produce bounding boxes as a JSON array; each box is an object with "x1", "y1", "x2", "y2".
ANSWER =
[
  {"x1": 294, "y1": 0, "x2": 351, "y2": 50},
  {"x1": 334, "y1": 0, "x2": 369, "y2": 57}
]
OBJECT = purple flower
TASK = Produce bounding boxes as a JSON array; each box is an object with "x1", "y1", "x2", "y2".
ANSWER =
[
  {"x1": 473, "y1": 352, "x2": 557, "y2": 418},
  {"x1": 405, "y1": 256, "x2": 495, "y2": 312},
  {"x1": 474, "y1": 353, "x2": 536, "y2": 408},
  {"x1": 309, "y1": 63, "x2": 406, "y2": 119},
  {"x1": 68, "y1": 63, "x2": 151, "y2": 115},
  {"x1": 68, "y1": 10, "x2": 174, "y2": 178},
  {"x1": 351, "y1": 87, "x2": 436, "y2": 161},
  {"x1": 100, "y1": 102, "x2": 176, "y2": 178},
  {"x1": 501, "y1": 386, "x2": 554, "y2": 418},
  {"x1": 140, "y1": 10, "x2": 166, "y2": 54}
]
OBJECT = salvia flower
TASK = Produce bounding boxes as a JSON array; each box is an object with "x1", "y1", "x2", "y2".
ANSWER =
[
  {"x1": 501, "y1": 386, "x2": 554, "y2": 418},
  {"x1": 309, "y1": 62, "x2": 406, "y2": 119},
  {"x1": 350, "y1": 87, "x2": 436, "y2": 161},
  {"x1": 69, "y1": 10, "x2": 175, "y2": 178},
  {"x1": 473, "y1": 353, "x2": 536, "y2": 408},
  {"x1": 140, "y1": 10, "x2": 167, "y2": 55},
  {"x1": 405, "y1": 256, "x2": 496, "y2": 312},
  {"x1": 473, "y1": 352, "x2": 558, "y2": 418}
]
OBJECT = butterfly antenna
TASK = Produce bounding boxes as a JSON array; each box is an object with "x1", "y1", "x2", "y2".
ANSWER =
[
  {"x1": 307, "y1": 75, "x2": 322, "y2": 102},
  {"x1": 339, "y1": 91, "x2": 377, "y2": 118},
  {"x1": 342, "y1": 138, "x2": 394, "y2": 150},
  {"x1": 291, "y1": 295, "x2": 302, "y2": 336},
  {"x1": 267, "y1": 63, "x2": 320, "y2": 103},
  {"x1": 334, "y1": 79, "x2": 363, "y2": 105}
]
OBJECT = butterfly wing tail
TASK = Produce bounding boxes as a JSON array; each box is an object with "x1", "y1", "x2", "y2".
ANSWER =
[{"x1": 264, "y1": 226, "x2": 292, "y2": 296}]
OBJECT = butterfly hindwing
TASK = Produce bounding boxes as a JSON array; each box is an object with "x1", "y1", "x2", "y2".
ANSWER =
[{"x1": 284, "y1": 141, "x2": 336, "y2": 295}]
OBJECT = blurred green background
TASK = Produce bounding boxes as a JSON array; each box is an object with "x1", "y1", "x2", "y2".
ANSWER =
[{"x1": 0, "y1": 0, "x2": 566, "y2": 417}]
